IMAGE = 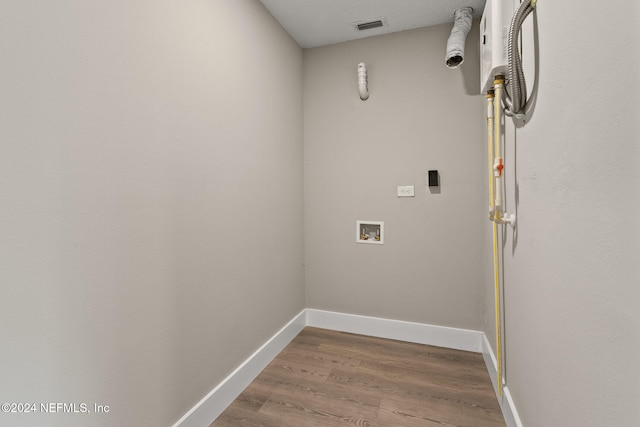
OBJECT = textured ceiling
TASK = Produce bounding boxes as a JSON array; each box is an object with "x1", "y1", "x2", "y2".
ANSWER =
[{"x1": 259, "y1": 0, "x2": 486, "y2": 48}]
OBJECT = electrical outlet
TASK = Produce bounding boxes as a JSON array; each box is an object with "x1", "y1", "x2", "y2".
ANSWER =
[
  {"x1": 397, "y1": 185, "x2": 415, "y2": 197},
  {"x1": 428, "y1": 170, "x2": 439, "y2": 187}
]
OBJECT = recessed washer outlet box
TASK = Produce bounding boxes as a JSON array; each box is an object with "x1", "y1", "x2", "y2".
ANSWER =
[{"x1": 356, "y1": 221, "x2": 384, "y2": 245}]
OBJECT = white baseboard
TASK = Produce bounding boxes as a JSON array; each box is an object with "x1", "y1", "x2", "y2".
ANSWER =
[
  {"x1": 306, "y1": 308, "x2": 484, "y2": 353},
  {"x1": 482, "y1": 335, "x2": 523, "y2": 427},
  {"x1": 175, "y1": 309, "x2": 520, "y2": 427},
  {"x1": 172, "y1": 309, "x2": 306, "y2": 427},
  {"x1": 502, "y1": 386, "x2": 523, "y2": 427},
  {"x1": 482, "y1": 334, "x2": 500, "y2": 393}
]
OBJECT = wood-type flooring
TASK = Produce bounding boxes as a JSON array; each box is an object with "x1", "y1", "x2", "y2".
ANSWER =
[{"x1": 211, "y1": 327, "x2": 506, "y2": 427}]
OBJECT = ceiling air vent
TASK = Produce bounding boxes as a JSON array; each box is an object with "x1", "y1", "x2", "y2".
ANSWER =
[{"x1": 353, "y1": 17, "x2": 386, "y2": 32}]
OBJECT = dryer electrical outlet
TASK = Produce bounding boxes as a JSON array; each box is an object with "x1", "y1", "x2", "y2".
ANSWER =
[{"x1": 480, "y1": 0, "x2": 514, "y2": 94}]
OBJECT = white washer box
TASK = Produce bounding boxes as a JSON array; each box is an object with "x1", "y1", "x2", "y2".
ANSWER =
[{"x1": 356, "y1": 221, "x2": 384, "y2": 245}]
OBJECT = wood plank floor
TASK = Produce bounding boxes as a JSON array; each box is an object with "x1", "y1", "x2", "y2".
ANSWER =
[{"x1": 211, "y1": 327, "x2": 506, "y2": 427}]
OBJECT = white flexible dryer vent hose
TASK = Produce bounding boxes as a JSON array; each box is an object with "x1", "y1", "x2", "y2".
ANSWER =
[
  {"x1": 445, "y1": 7, "x2": 473, "y2": 69},
  {"x1": 357, "y1": 62, "x2": 369, "y2": 101}
]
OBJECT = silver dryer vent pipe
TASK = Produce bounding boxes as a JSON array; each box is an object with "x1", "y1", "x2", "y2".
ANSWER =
[{"x1": 445, "y1": 7, "x2": 473, "y2": 69}]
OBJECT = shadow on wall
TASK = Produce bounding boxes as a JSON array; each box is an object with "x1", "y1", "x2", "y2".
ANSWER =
[
  {"x1": 459, "y1": 21, "x2": 482, "y2": 96},
  {"x1": 460, "y1": 44, "x2": 480, "y2": 95}
]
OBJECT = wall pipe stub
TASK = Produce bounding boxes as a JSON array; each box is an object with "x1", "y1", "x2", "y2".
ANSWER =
[{"x1": 357, "y1": 62, "x2": 369, "y2": 101}]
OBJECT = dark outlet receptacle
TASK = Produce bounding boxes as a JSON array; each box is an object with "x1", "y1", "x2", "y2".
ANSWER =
[{"x1": 428, "y1": 170, "x2": 439, "y2": 187}]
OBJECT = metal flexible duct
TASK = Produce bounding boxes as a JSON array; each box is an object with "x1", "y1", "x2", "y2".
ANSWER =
[{"x1": 504, "y1": 0, "x2": 537, "y2": 117}]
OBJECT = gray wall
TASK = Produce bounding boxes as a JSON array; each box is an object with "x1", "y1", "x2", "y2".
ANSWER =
[
  {"x1": 303, "y1": 24, "x2": 487, "y2": 330},
  {"x1": 3, "y1": 1, "x2": 638, "y2": 426},
  {"x1": 491, "y1": 1, "x2": 640, "y2": 425},
  {"x1": 0, "y1": 1, "x2": 304, "y2": 426}
]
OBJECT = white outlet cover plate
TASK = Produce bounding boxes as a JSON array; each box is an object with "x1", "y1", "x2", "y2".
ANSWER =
[{"x1": 397, "y1": 185, "x2": 415, "y2": 197}]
